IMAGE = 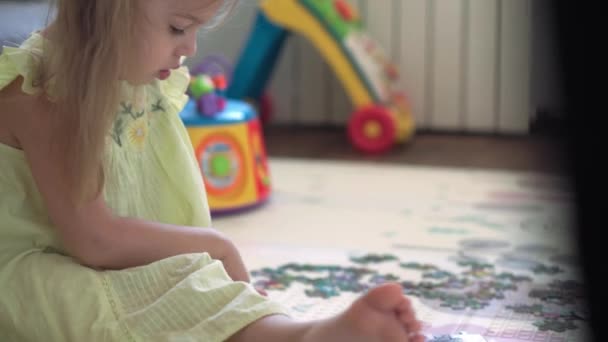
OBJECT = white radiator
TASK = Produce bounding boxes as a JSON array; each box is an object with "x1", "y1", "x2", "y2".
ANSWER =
[{"x1": 192, "y1": 0, "x2": 532, "y2": 134}]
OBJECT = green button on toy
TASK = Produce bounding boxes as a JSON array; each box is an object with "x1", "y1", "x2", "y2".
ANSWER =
[{"x1": 211, "y1": 155, "x2": 231, "y2": 177}]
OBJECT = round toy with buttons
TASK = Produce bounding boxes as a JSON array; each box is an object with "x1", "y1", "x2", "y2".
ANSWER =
[
  {"x1": 180, "y1": 55, "x2": 272, "y2": 216},
  {"x1": 188, "y1": 72, "x2": 228, "y2": 116}
]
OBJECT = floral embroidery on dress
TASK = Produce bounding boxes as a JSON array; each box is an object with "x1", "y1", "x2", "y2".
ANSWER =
[
  {"x1": 151, "y1": 98, "x2": 166, "y2": 113},
  {"x1": 127, "y1": 119, "x2": 148, "y2": 150},
  {"x1": 110, "y1": 96, "x2": 167, "y2": 149}
]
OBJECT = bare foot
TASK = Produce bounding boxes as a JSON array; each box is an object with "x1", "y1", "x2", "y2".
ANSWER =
[{"x1": 304, "y1": 283, "x2": 424, "y2": 342}]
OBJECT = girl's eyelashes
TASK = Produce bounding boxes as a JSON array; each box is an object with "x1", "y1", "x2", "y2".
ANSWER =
[{"x1": 170, "y1": 26, "x2": 186, "y2": 35}]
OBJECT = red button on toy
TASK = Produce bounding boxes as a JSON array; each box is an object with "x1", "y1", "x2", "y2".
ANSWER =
[{"x1": 335, "y1": 0, "x2": 356, "y2": 22}]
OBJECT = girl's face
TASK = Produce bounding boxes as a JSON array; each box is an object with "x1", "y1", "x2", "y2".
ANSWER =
[{"x1": 127, "y1": 0, "x2": 223, "y2": 84}]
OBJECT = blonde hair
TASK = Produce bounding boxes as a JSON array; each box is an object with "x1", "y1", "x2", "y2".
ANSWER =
[
  {"x1": 42, "y1": 0, "x2": 236, "y2": 204},
  {"x1": 43, "y1": 0, "x2": 136, "y2": 203},
  {"x1": 203, "y1": 0, "x2": 239, "y2": 31}
]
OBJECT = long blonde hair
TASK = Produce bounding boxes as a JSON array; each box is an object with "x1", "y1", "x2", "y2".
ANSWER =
[
  {"x1": 43, "y1": 0, "x2": 136, "y2": 204},
  {"x1": 43, "y1": 0, "x2": 237, "y2": 204}
]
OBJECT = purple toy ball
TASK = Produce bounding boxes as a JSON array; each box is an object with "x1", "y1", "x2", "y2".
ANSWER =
[{"x1": 198, "y1": 93, "x2": 219, "y2": 116}]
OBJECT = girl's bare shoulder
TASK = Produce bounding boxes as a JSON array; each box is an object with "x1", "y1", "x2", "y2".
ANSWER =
[{"x1": 0, "y1": 77, "x2": 54, "y2": 150}]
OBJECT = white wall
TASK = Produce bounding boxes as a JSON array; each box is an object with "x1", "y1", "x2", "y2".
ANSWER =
[{"x1": 189, "y1": 0, "x2": 537, "y2": 134}]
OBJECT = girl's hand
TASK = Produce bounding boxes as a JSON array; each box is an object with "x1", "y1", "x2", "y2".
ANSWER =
[
  {"x1": 218, "y1": 237, "x2": 252, "y2": 283},
  {"x1": 255, "y1": 286, "x2": 268, "y2": 297}
]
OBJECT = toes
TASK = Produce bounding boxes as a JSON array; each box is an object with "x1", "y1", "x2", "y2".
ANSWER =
[
  {"x1": 406, "y1": 319, "x2": 422, "y2": 333},
  {"x1": 397, "y1": 305, "x2": 416, "y2": 324},
  {"x1": 395, "y1": 296, "x2": 412, "y2": 314},
  {"x1": 397, "y1": 305, "x2": 422, "y2": 335},
  {"x1": 352, "y1": 283, "x2": 425, "y2": 341},
  {"x1": 362, "y1": 282, "x2": 406, "y2": 311},
  {"x1": 407, "y1": 333, "x2": 426, "y2": 342}
]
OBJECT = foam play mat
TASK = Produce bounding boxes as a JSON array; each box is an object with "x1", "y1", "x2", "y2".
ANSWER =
[{"x1": 213, "y1": 157, "x2": 588, "y2": 341}]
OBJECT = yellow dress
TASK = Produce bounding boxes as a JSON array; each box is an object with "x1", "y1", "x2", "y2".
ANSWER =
[{"x1": 0, "y1": 33, "x2": 286, "y2": 342}]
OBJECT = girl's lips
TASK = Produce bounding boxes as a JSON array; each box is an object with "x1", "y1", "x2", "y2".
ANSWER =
[{"x1": 158, "y1": 69, "x2": 171, "y2": 80}]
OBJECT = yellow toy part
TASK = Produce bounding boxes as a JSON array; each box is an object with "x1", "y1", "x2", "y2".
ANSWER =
[
  {"x1": 261, "y1": 0, "x2": 415, "y2": 153},
  {"x1": 227, "y1": 0, "x2": 415, "y2": 154},
  {"x1": 261, "y1": 0, "x2": 373, "y2": 109}
]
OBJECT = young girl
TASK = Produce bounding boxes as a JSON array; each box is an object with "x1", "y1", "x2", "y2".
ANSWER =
[{"x1": 0, "y1": 0, "x2": 423, "y2": 341}]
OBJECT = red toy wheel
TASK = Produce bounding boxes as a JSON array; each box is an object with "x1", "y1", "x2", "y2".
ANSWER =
[{"x1": 348, "y1": 105, "x2": 396, "y2": 154}]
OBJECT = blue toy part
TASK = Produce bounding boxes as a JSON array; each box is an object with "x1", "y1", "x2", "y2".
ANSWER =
[
  {"x1": 226, "y1": 10, "x2": 288, "y2": 100},
  {"x1": 180, "y1": 98, "x2": 257, "y2": 127}
]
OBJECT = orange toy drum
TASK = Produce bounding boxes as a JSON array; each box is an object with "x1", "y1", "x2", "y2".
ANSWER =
[{"x1": 180, "y1": 99, "x2": 271, "y2": 215}]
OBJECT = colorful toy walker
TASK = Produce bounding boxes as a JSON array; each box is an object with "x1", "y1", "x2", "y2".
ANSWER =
[
  {"x1": 227, "y1": 0, "x2": 416, "y2": 154},
  {"x1": 180, "y1": 57, "x2": 271, "y2": 215}
]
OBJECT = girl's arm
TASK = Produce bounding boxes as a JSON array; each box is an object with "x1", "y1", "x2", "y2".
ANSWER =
[
  {"x1": 78, "y1": 199, "x2": 250, "y2": 282},
  {"x1": 11, "y1": 83, "x2": 249, "y2": 282}
]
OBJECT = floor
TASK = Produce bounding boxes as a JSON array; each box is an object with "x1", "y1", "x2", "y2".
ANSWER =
[
  {"x1": 214, "y1": 124, "x2": 587, "y2": 340},
  {"x1": 262, "y1": 126, "x2": 568, "y2": 175},
  {"x1": 215, "y1": 156, "x2": 586, "y2": 341}
]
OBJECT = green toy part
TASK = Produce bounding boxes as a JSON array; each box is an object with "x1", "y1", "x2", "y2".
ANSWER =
[{"x1": 189, "y1": 75, "x2": 215, "y2": 98}]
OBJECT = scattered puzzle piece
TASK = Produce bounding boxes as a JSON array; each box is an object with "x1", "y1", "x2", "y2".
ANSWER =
[
  {"x1": 251, "y1": 253, "x2": 587, "y2": 333},
  {"x1": 425, "y1": 331, "x2": 488, "y2": 341},
  {"x1": 351, "y1": 253, "x2": 398, "y2": 264}
]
